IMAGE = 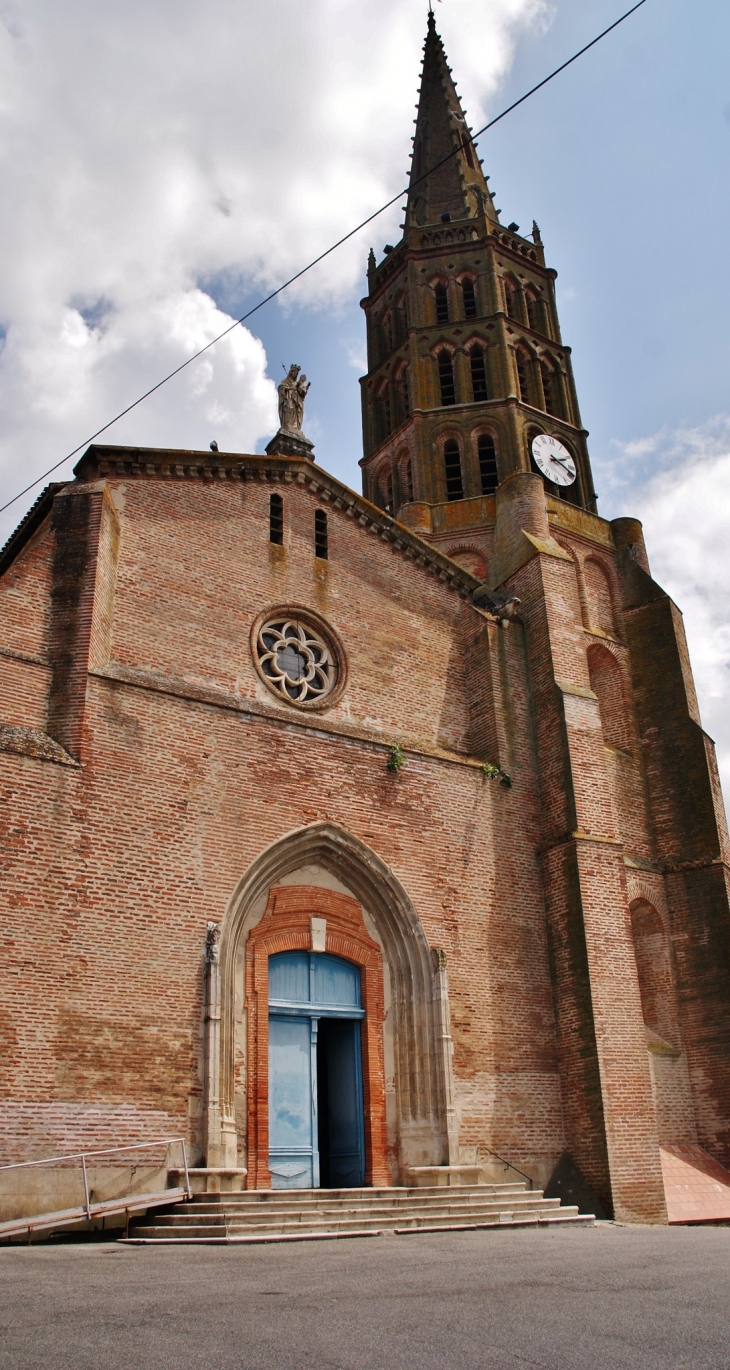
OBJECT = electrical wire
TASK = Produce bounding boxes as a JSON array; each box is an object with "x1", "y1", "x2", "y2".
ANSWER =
[{"x1": 0, "y1": 0, "x2": 649, "y2": 519}]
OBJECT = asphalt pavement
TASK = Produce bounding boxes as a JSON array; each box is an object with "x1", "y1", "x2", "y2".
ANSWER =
[{"x1": 1, "y1": 1223, "x2": 729, "y2": 1369}]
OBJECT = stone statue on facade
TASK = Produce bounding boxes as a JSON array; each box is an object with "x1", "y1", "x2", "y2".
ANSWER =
[{"x1": 266, "y1": 363, "x2": 315, "y2": 460}]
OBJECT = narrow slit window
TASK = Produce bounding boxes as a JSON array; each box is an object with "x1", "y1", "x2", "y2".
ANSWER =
[
  {"x1": 505, "y1": 283, "x2": 520, "y2": 321},
  {"x1": 462, "y1": 135, "x2": 475, "y2": 170},
  {"x1": 438, "y1": 350, "x2": 456, "y2": 406},
  {"x1": 269, "y1": 493, "x2": 284, "y2": 545},
  {"x1": 469, "y1": 345, "x2": 489, "y2": 401},
  {"x1": 443, "y1": 440, "x2": 463, "y2": 501},
  {"x1": 434, "y1": 283, "x2": 449, "y2": 323},
  {"x1": 478, "y1": 435, "x2": 498, "y2": 495},
  {"x1": 405, "y1": 458, "x2": 414, "y2": 502},
  {"x1": 462, "y1": 279, "x2": 477, "y2": 318},
  {"x1": 315, "y1": 509, "x2": 328, "y2": 559}
]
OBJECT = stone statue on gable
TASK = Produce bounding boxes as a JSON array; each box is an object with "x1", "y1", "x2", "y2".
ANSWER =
[
  {"x1": 267, "y1": 363, "x2": 314, "y2": 459},
  {"x1": 278, "y1": 363, "x2": 310, "y2": 435}
]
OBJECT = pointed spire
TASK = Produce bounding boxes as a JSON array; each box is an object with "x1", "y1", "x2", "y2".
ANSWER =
[{"x1": 407, "y1": 13, "x2": 498, "y2": 228}]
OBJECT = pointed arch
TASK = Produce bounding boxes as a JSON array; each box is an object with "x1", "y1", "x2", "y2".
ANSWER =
[
  {"x1": 524, "y1": 285, "x2": 543, "y2": 333},
  {"x1": 584, "y1": 557, "x2": 617, "y2": 637},
  {"x1": 437, "y1": 348, "x2": 457, "y2": 406},
  {"x1": 459, "y1": 275, "x2": 478, "y2": 318},
  {"x1": 587, "y1": 642, "x2": 629, "y2": 751},
  {"x1": 539, "y1": 356, "x2": 562, "y2": 418},
  {"x1": 444, "y1": 544, "x2": 487, "y2": 581},
  {"x1": 219, "y1": 821, "x2": 447, "y2": 1177},
  {"x1": 468, "y1": 342, "x2": 489, "y2": 401},
  {"x1": 515, "y1": 343, "x2": 534, "y2": 405},
  {"x1": 630, "y1": 899, "x2": 679, "y2": 1048},
  {"x1": 442, "y1": 437, "x2": 463, "y2": 499},
  {"x1": 433, "y1": 281, "x2": 449, "y2": 324},
  {"x1": 503, "y1": 274, "x2": 521, "y2": 321}
]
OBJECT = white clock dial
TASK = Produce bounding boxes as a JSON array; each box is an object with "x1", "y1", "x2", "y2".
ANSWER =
[{"x1": 531, "y1": 434, "x2": 576, "y2": 487}]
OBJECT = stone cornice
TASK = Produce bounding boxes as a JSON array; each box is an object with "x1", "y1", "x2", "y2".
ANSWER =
[{"x1": 69, "y1": 444, "x2": 485, "y2": 602}]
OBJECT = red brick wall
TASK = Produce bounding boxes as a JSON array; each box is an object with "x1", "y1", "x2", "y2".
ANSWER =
[{"x1": 1, "y1": 456, "x2": 728, "y2": 1221}]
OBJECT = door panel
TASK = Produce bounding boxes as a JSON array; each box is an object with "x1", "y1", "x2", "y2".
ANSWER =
[
  {"x1": 267, "y1": 952, "x2": 365, "y2": 1190},
  {"x1": 320, "y1": 1019, "x2": 365, "y2": 1188},
  {"x1": 268, "y1": 1015, "x2": 317, "y2": 1189}
]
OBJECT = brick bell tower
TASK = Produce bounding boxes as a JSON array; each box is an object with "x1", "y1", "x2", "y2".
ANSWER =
[{"x1": 360, "y1": 11, "x2": 597, "y2": 574}]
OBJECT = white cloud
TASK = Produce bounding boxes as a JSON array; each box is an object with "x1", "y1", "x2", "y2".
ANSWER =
[
  {"x1": 0, "y1": 0, "x2": 547, "y2": 544},
  {"x1": 612, "y1": 418, "x2": 730, "y2": 802}
]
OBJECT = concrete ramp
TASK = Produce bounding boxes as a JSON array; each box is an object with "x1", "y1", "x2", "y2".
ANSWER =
[{"x1": 660, "y1": 1146, "x2": 730, "y2": 1224}]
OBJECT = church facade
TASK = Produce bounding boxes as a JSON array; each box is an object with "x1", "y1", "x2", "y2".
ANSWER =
[{"x1": 1, "y1": 17, "x2": 729, "y2": 1226}]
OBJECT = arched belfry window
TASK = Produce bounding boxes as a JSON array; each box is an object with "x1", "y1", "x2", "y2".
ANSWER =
[
  {"x1": 437, "y1": 350, "x2": 456, "y2": 406},
  {"x1": 525, "y1": 289, "x2": 542, "y2": 333},
  {"x1": 477, "y1": 435, "x2": 498, "y2": 495},
  {"x1": 434, "y1": 282, "x2": 449, "y2": 324},
  {"x1": 443, "y1": 440, "x2": 463, "y2": 501},
  {"x1": 540, "y1": 359, "x2": 561, "y2": 418},
  {"x1": 461, "y1": 279, "x2": 477, "y2": 319},
  {"x1": 504, "y1": 280, "x2": 520, "y2": 321},
  {"x1": 374, "y1": 384, "x2": 391, "y2": 443},
  {"x1": 469, "y1": 344, "x2": 489, "y2": 401},
  {"x1": 515, "y1": 348, "x2": 532, "y2": 404},
  {"x1": 394, "y1": 368, "x2": 409, "y2": 425}
]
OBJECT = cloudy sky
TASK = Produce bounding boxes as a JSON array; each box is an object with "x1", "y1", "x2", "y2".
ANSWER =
[{"x1": 0, "y1": 0, "x2": 728, "y2": 791}]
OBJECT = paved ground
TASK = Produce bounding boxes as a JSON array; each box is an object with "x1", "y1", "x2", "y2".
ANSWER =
[{"x1": 1, "y1": 1224, "x2": 729, "y2": 1369}]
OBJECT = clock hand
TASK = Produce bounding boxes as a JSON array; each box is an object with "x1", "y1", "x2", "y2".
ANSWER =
[{"x1": 550, "y1": 454, "x2": 572, "y2": 471}]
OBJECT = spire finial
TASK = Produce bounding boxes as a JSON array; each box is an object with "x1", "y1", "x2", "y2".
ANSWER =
[{"x1": 407, "y1": 11, "x2": 498, "y2": 228}]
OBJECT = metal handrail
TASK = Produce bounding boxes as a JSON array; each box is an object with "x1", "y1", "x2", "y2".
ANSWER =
[
  {"x1": 481, "y1": 1146, "x2": 534, "y2": 1190},
  {"x1": 0, "y1": 1137, "x2": 192, "y2": 1220}
]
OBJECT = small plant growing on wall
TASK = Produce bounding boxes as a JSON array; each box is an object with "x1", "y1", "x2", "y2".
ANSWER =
[
  {"x1": 387, "y1": 743, "x2": 407, "y2": 773},
  {"x1": 482, "y1": 761, "x2": 512, "y2": 787}
]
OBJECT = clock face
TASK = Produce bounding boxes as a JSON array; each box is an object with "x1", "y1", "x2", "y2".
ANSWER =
[{"x1": 531, "y1": 434, "x2": 576, "y2": 487}]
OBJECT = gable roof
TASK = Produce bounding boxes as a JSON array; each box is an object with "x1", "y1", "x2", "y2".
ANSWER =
[{"x1": 64, "y1": 443, "x2": 484, "y2": 600}]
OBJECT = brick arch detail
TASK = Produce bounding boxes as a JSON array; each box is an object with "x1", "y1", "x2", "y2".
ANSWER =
[
  {"x1": 444, "y1": 544, "x2": 487, "y2": 581},
  {"x1": 245, "y1": 885, "x2": 388, "y2": 1188},
  {"x1": 218, "y1": 821, "x2": 445, "y2": 1186}
]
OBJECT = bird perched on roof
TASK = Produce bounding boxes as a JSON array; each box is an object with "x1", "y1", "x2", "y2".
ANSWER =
[{"x1": 209, "y1": 440, "x2": 219, "y2": 452}]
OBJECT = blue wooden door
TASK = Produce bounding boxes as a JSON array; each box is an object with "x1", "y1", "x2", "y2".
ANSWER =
[
  {"x1": 268, "y1": 950, "x2": 365, "y2": 1189},
  {"x1": 268, "y1": 1015, "x2": 318, "y2": 1189}
]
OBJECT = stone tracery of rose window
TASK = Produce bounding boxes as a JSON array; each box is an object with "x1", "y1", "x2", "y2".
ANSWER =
[{"x1": 256, "y1": 618, "x2": 336, "y2": 705}]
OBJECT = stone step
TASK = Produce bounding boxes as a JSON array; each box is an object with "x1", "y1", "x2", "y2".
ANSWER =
[
  {"x1": 187, "y1": 1183, "x2": 528, "y2": 1205},
  {"x1": 130, "y1": 1205, "x2": 590, "y2": 1242},
  {"x1": 183, "y1": 1186, "x2": 534, "y2": 1212},
  {"x1": 148, "y1": 1195, "x2": 561, "y2": 1226}
]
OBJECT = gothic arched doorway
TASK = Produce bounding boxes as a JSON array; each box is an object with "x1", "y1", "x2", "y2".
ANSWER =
[{"x1": 217, "y1": 822, "x2": 449, "y2": 1188}]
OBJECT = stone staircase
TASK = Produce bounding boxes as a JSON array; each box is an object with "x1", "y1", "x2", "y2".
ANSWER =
[{"x1": 125, "y1": 1181, "x2": 594, "y2": 1244}]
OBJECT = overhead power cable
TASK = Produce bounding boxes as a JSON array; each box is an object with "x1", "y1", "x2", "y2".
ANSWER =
[{"x1": 0, "y1": 0, "x2": 649, "y2": 519}]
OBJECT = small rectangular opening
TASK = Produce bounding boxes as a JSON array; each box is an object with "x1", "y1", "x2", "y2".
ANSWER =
[
  {"x1": 269, "y1": 493, "x2": 284, "y2": 545},
  {"x1": 315, "y1": 509, "x2": 328, "y2": 560}
]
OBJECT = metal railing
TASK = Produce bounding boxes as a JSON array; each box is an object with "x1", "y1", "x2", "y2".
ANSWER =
[
  {"x1": 480, "y1": 1146, "x2": 534, "y2": 1190},
  {"x1": 0, "y1": 1137, "x2": 192, "y2": 1241}
]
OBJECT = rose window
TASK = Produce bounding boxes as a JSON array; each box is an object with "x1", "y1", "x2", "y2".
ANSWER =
[{"x1": 256, "y1": 617, "x2": 337, "y2": 706}]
